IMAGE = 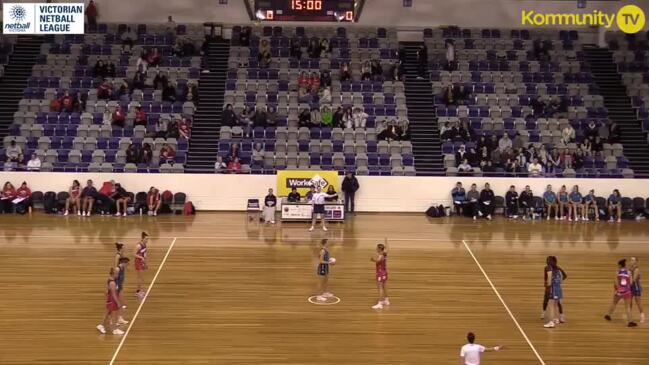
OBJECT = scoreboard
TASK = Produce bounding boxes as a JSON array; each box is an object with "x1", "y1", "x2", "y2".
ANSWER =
[{"x1": 254, "y1": 0, "x2": 355, "y2": 22}]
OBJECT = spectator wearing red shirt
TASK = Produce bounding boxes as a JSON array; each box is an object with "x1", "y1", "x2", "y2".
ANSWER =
[
  {"x1": 147, "y1": 47, "x2": 162, "y2": 67},
  {"x1": 298, "y1": 71, "x2": 310, "y2": 90},
  {"x1": 85, "y1": 0, "x2": 98, "y2": 29},
  {"x1": 112, "y1": 107, "x2": 126, "y2": 128},
  {"x1": 14, "y1": 181, "x2": 32, "y2": 214},
  {"x1": 228, "y1": 157, "x2": 242, "y2": 174},
  {"x1": 97, "y1": 79, "x2": 113, "y2": 100},
  {"x1": 147, "y1": 187, "x2": 161, "y2": 216},
  {"x1": 159, "y1": 143, "x2": 176, "y2": 164},
  {"x1": 59, "y1": 90, "x2": 75, "y2": 112},
  {"x1": 97, "y1": 180, "x2": 116, "y2": 215},
  {"x1": 179, "y1": 117, "x2": 191, "y2": 139},
  {"x1": 1, "y1": 181, "x2": 17, "y2": 213},
  {"x1": 310, "y1": 72, "x2": 321, "y2": 93},
  {"x1": 134, "y1": 106, "x2": 147, "y2": 127}
]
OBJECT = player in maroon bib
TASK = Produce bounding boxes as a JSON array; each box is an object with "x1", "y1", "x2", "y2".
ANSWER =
[
  {"x1": 96, "y1": 267, "x2": 124, "y2": 335},
  {"x1": 605, "y1": 259, "x2": 637, "y2": 327},
  {"x1": 134, "y1": 232, "x2": 149, "y2": 299},
  {"x1": 371, "y1": 243, "x2": 390, "y2": 309}
]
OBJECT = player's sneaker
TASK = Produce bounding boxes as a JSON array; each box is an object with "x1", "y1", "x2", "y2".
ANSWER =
[
  {"x1": 628, "y1": 321, "x2": 638, "y2": 327},
  {"x1": 112, "y1": 328, "x2": 125, "y2": 335},
  {"x1": 554, "y1": 216, "x2": 559, "y2": 220},
  {"x1": 553, "y1": 318, "x2": 560, "y2": 324},
  {"x1": 117, "y1": 317, "x2": 129, "y2": 325},
  {"x1": 96, "y1": 324, "x2": 106, "y2": 334},
  {"x1": 77, "y1": 211, "x2": 81, "y2": 216},
  {"x1": 323, "y1": 292, "x2": 334, "y2": 298},
  {"x1": 382, "y1": 298, "x2": 390, "y2": 306},
  {"x1": 64, "y1": 211, "x2": 69, "y2": 216},
  {"x1": 583, "y1": 216, "x2": 588, "y2": 221},
  {"x1": 322, "y1": 226, "x2": 328, "y2": 231},
  {"x1": 309, "y1": 226, "x2": 315, "y2": 231},
  {"x1": 567, "y1": 217, "x2": 572, "y2": 221},
  {"x1": 316, "y1": 296, "x2": 327, "y2": 302},
  {"x1": 115, "y1": 213, "x2": 121, "y2": 217},
  {"x1": 617, "y1": 218, "x2": 622, "y2": 223},
  {"x1": 486, "y1": 215, "x2": 491, "y2": 220},
  {"x1": 546, "y1": 215, "x2": 549, "y2": 221},
  {"x1": 559, "y1": 314, "x2": 566, "y2": 323},
  {"x1": 121, "y1": 305, "x2": 127, "y2": 309},
  {"x1": 604, "y1": 314, "x2": 612, "y2": 321},
  {"x1": 372, "y1": 303, "x2": 384, "y2": 309},
  {"x1": 123, "y1": 213, "x2": 127, "y2": 217},
  {"x1": 153, "y1": 211, "x2": 157, "y2": 216},
  {"x1": 543, "y1": 321, "x2": 555, "y2": 328}
]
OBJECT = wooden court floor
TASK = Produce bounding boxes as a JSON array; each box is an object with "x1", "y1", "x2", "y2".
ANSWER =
[{"x1": 1, "y1": 212, "x2": 648, "y2": 364}]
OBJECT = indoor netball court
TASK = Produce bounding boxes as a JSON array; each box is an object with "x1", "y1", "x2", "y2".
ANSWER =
[{"x1": 1, "y1": 213, "x2": 648, "y2": 364}]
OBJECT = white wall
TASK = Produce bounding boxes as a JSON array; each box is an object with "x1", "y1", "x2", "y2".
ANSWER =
[{"x1": 0, "y1": 172, "x2": 646, "y2": 212}]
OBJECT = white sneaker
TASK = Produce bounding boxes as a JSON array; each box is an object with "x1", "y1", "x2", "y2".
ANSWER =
[
  {"x1": 117, "y1": 317, "x2": 129, "y2": 325},
  {"x1": 316, "y1": 295, "x2": 327, "y2": 302},
  {"x1": 64, "y1": 211, "x2": 69, "y2": 216},
  {"x1": 153, "y1": 211, "x2": 157, "y2": 216},
  {"x1": 96, "y1": 324, "x2": 106, "y2": 334},
  {"x1": 553, "y1": 318, "x2": 560, "y2": 324},
  {"x1": 382, "y1": 298, "x2": 390, "y2": 305},
  {"x1": 486, "y1": 215, "x2": 492, "y2": 220},
  {"x1": 372, "y1": 303, "x2": 384, "y2": 309},
  {"x1": 543, "y1": 321, "x2": 555, "y2": 328},
  {"x1": 473, "y1": 216, "x2": 476, "y2": 220},
  {"x1": 512, "y1": 215, "x2": 518, "y2": 219},
  {"x1": 309, "y1": 226, "x2": 314, "y2": 231},
  {"x1": 147, "y1": 211, "x2": 153, "y2": 216},
  {"x1": 546, "y1": 216, "x2": 549, "y2": 221},
  {"x1": 270, "y1": 220, "x2": 275, "y2": 224},
  {"x1": 583, "y1": 217, "x2": 588, "y2": 221},
  {"x1": 86, "y1": 212, "x2": 90, "y2": 217},
  {"x1": 323, "y1": 292, "x2": 334, "y2": 298},
  {"x1": 123, "y1": 213, "x2": 127, "y2": 217},
  {"x1": 121, "y1": 305, "x2": 127, "y2": 309},
  {"x1": 112, "y1": 329, "x2": 125, "y2": 335},
  {"x1": 322, "y1": 226, "x2": 328, "y2": 231},
  {"x1": 568, "y1": 217, "x2": 572, "y2": 221},
  {"x1": 555, "y1": 216, "x2": 559, "y2": 220},
  {"x1": 115, "y1": 213, "x2": 121, "y2": 217},
  {"x1": 77, "y1": 211, "x2": 81, "y2": 216}
]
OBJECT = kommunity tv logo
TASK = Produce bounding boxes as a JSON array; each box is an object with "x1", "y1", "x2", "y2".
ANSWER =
[{"x1": 522, "y1": 5, "x2": 645, "y2": 34}]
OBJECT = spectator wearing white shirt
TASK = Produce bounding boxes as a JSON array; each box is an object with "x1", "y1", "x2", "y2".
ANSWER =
[
  {"x1": 527, "y1": 157, "x2": 543, "y2": 176},
  {"x1": 309, "y1": 186, "x2": 337, "y2": 231},
  {"x1": 459, "y1": 332, "x2": 502, "y2": 365},
  {"x1": 26, "y1": 153, "x2": 41, "y2": 171},
  {"x1": 458, "y1": 159, "x2": 473, "y2": 174},
  {"x1": 498, "y1": 133, "x2": 512, "y2": 152},
  {"x1": 352, "y1": 107, "x2": 367, "y2": 129},
  {"x1": 561, "y1": 124, "x2": 575, "y2": 145}
]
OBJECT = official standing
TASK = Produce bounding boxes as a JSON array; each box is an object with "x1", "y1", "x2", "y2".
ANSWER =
[{"x1": 341, "y1": 172, "x2": 359, "y2": 214}]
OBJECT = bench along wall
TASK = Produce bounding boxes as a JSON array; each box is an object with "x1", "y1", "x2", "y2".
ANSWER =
[{"x1": 0, "y1": 172, "x2": 646, "y2": 212}]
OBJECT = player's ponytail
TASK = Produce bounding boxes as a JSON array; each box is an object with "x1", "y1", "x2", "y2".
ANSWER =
[{"x1": 115, "y1": 242, "x2": 124, "y2": 251}]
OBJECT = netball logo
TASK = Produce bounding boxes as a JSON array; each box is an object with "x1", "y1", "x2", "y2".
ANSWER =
[{"x1": 9, "y1": 5, "x2": 27, "y2": 21}]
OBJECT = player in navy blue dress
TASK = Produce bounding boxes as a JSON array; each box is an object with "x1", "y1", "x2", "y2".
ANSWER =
[
  {"x1": 544, "y1": 256, "x2": 564, "y2": 328},
  {"x1": 630, "y1": 257, "x2": 645, "y2": 323},
  {"x1": 316, "y1": 239, "x2": 335, "y2": 302}
]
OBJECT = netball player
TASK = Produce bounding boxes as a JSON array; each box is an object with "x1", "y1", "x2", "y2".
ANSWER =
[
  {"x1": 114, "y1": 241, "x2": 127, "y2": 309},
  {"x1": 64, "y1": 179, "x2": 81, "y2": 216},
  {"x1": 316, "y1": 239, "x2": 334, "y2": 302},
  {"x1": 630, "y1": 257, "x2": 645, "y2": 323},
  {"x1": 544, "y1": 256, "x2": 564, "y2": 328},
  {"x1": 114, "y1": 257, "x2": 130, "y2": 325},
  {"x1": 568, "y1": 185, "x2": 582, "y2": 222},
  {"x1": 558, "y1": 185, "x2": 569, "y2": 220},
  {"x1": 371, "y1": 243, "x2": 390, "y2": 309},
  {"x1": 542, "y1": 256, "x2": 567, "y2": 322},
  {"x1": 134, "y1": 232, "x2": 149, "y2": 299},
  {"x1": 309, "y1": 186, "x2": 338, "y2": 231},
  {"x1": 459, "y1": 332, "x2": 502, "y2": 365},
  {"x1": 96, "y1": 267, "x2": 124, "y2": 335},
  {"x1": 604, "y1": 259, "x2": 638, "y2": 327}
]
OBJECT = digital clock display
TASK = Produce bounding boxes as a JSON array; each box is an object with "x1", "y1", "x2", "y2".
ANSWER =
[{"x1": 254, "y1": 0, "x2": 355, "y2": 22}]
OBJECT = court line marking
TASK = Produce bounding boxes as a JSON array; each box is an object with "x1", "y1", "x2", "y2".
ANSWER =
[
  {"x1": 108, "y1": 237, "x2": 178, "y2": 365},
  {"x1": 462, "y1": 240, "x2": 546, "y2": 365},
  {"x1": 307, "y1": 295, "x2": 341, "y2": 305}
]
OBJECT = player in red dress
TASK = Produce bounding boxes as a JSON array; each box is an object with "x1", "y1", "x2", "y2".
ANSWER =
[
  {"x1": 96, "y1": 267, "x2": 124, "y2": 335},
  {"x1": 134, "y1": 232, "x2": 149, "y2": 299},
  {"x1": 605, "y1": 259, "x2": 638, "y2": 327},
  {"x1": 371, "y1": 243, "x2": 390, "y2": 309}
]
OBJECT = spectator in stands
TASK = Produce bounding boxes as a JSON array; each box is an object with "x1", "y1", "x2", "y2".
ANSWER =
[
  {"x1": 340, "y1": 62, "x2": 351, "y2": 82},
  {"x1": 97, "y1": 79, "x2": 113, "y2": 100},
  {"x1": 102, "y1": 109, "x2": 112, "y2": 125},
  {"x1": 153, "y1": 70, "x2": 168, "y2": 90},
  {"x1": 110, "y1": 183, "x2": 131, "y2": 217},
  {"x1": 512, "y1": 132, "x2": 525, "y2": 151},
  {"x1": 398, "y1": 119, "x2": 410, "y2": 140},
  {"x1": 542, "y1": 184, "x2": 558, "y2": 220},
  {"x1": 26, "y1": 153, "x2": 41, "y2": 171},
  {"x1": 459, "y1": 120, "x2": 474, "y2": 142},
  {"x1": 133, "y1": 106, "x2": 147, "y2": 127},
  {"x1": 573, "y1": 149, "x2": 585, "y2": 169},
  {"x1": 416, "y1": 45, "x2": 427, "y2": 79},
  {"x1": 370, "y1": 60, "x2": 383, "y2": 79},
  {"x1": 580, "y1": 140, "x2": 592, "y2": 156},
  {"x1": 227, "y1": 143, "x2": 240, "y2": 163},
  {"x1": 391, "y1": 60, "x2": 405, "y2": 81},
  {"x1": 126, "y1": 143, "x2": 139, "y2": 164},
  {"x1": 479, "y1": 183, "x2": 494, "y2": 220},
  {"x1": 179, "y1": 117, "x2": 192, "y2": 139},
  {"x1": 442, "y1": 85, "x2": 455, "y2": 106},
  {"x1": 259, "y1": 38, "x2": 270, "y2": 54},
  {"x1": 167, "y1": 119, "x2": 180, "y2": 139},
  {"x1": 319, "y1": 86, "x2": 332, "y2": 104},
  {"x1": 505, "y1": 159, "x2": 523, "y2": 176},
  {"x1": 263, "y1": 188, "x2": 277, "y2": 224},
  {"x1": 288, "y1": 187, "x2": 301, "y2": 203},
  {"x1": 325, "y1": 185, "x2": 339, "y2": 202},
  {"x1": 93, "y1": 60, "x2": 107, "y2": 78},
  {"x1": 252, "y1": 107, "x2": 268, "y2": 128},
  {"x1": 353, "y1": 107, "x2": 368, "y2": 129},
  {"x1": 445, "y1": 39, "x2": 456, "y2": 71},
  {"x1": 215, "y1": 156, "x2": 227, "y2": 173},
  {"x1": 321, "y1": 106, "x2": 333, "y2": 127},
  {"x1": 498, "y1": 133, "x2": 512, "y2": 152},
  {"x1": 591, "y1": 136, "x2": 604, "y2": 155},
  {"x1": 6, "y1": 140, "x2": 22, "y2": 167},
  {"x1": 185, "y1": 82, "x2": 198, "y2": 103},
  {"x1": 298, "y1": 85, "x2": 311, "y2": 103},
  {"x1": 238, "y1": 106, "x2": 254, "y2": 137},
  {"x1": 59, "y1": 90, "x2": 75, "y2": 112},
  {"x1": 546, "y1": 149, "x2": 559, "y2": 174},
  {"x1": 251, "y1": 143, "x2": 264, "y2": 165},
  {"x1": 480, "y1": 149, "x2": 491, "y2": 169},
  {"x1": 135, "y1": 51, "x2": 149, "y2": 73},
  {"x1": 309, "y1": 72, "x2": 321, "y2": 93},
  {"x1": 378, "y1": 121, "x2": 402, "y2": 141},
  {"x1": 568, "y1": 185, "x2": 583, "y2": 221},
  {"x1": 298, "y1": 108, "x2": 311, "y2": 128},
  {"x1": 583, "y1": 189, "x2": 598, "y2": 221},
  {"x1": 515, "y1": 147, "x2": 528, "y2": 169},
  {"x1": 560, "y1": 148, "x2": 573, "y2": 169},
  {"x1": 342, "y1": 107, "x2": 353, "y2": 129},
  {"x1": 1, "y1": 182, "x2": 16, "y2": 213},
  {"x1": 608, "y1": 122, "x2": 621, "y2": 143},
  {"x1": 85, "y1": 0, "x2": 98, "y2": 29},
  {"x1": 290, "y1": 39, "x2": 302, "y2": 59},
  {"x1": 81, "y1": 180, "x2": 98, "y2": 216},
  {"x1": 561, "y1": 124, "x2": 575, "y2": 144},
  {"x1": 112, "y1": 106, "x2": 126, "y2": 128},
  {"x1": 537, "y1": 147, "x2": 549, "y2": 167},
  {"x1": 64, "y1": 180, "x2": 82, "y2": 216},
  {"x1": 331, "y1": 107, "x2": 344, "y2": 128},
  {"x1": 310, "y1": 107, "x2": 322, "y2": 127},
  {"x1": 75, "y1": 90, "x2": 88, "y2": 112},
  {"x1": 121, "y1": 27, "x2": 137, "y2": 52},
  {"x1": 239, "y1": 27, "x2": 250, "y2": 47},
  {"x1": 96, "y1": 180, "x2": 116, "y2": 215},
  {"x1": 117, "y1": 80, "x2": 130, "y2": 98},
  {"x1": 608, "y1": 189, "x2": 622, "y2": 223},
  {"x1": 585, "y1": 120, "x2": 599, "y2": 142},
  {"x1": 307, "y1": 38, "x2": 321, "y2": 58},
  {"x1": 528, "y1": 158, "x2": 543, "y2": 177},
  {"x1": 159, "y1": 143, "x2": 176, "y2": 165},
  {"x1": 228, "y1": 157, "x2": 242, "y2": 174},
  {"x1": 106, "y1": 61, "x2": 116, "y2": 78},
  {"x1": 165, "y1": 15, "x2": 177, "y2": 38},
  {"x1": 258, "y1": 48, "x2": 271, "y2": 69},
  {"x1": 305, "y1": 186, "x2": 315, "y2": 201},
  {"x1": 140, "y1": 143, "x2": 153, "y2": 164},
  {"x1": 451, "y1": 182, "x2": 466, "y2": 216},
  {"x1": 147, "y1": 47, "x2": 162, "y2": 68},
  {"x1": 520, "y1": 185, "x2": 534, "y2": 220},
  {"x1": 458, "y1": 159, "x2": 473, "y2": 174},
  {"x1": 455, "y1": 145, "x2": 468, "y2": 166},
  {"x1": 505, "y1": 185, "x2": 519, "y2": 219},
  {"x1": 319, "y1": 38, "x2": 331, "y2": 58},
  {"x1": 133, "y1": 71, "x2": 146, "y2": 92},
  {"x1": 320, "y1": 70, "x2": 332, "y2": 88},
  {"x1": 222, "y1": 104, "x2": 236, "y2": 127},
  {"x1": 531, "y1": 96, "x2": 546, "y2": 118}
]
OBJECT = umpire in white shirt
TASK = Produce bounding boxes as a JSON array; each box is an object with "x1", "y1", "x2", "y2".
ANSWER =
[{"x1": 309, "y1": 186, "x2": 337, "y2": 232}]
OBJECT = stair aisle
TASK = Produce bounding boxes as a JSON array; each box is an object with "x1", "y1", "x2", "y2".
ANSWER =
[
  {"x1": 0, "y1": 36, "x2": 43, "y2": 138},
  {"x1": 185, "y1": 38, "x2": 230, "y2": 173},
  {"x1": 400, "y1": 42, "x2": 444, "y2": 176},
  {"x1": 583, "y1": 45, "x2": 649, "y2": 176}
]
